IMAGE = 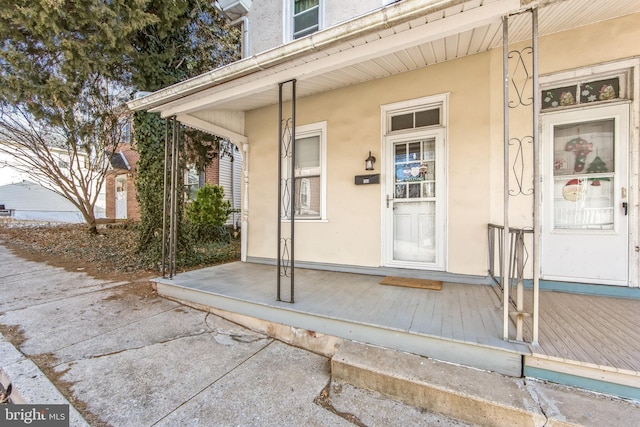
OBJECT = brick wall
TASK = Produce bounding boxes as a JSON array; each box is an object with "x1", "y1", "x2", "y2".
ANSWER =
[
  {"x1": 204, "y1": 156, "x2": 220, "y2": 185},
  {"x1": 105, "y1": 173, "x2": 116, "y2": 219},
  {"x1": 126, "y1": 170, "x2": 140, "y2": 220}
]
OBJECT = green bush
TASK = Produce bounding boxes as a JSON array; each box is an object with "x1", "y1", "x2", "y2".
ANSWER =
[{"x1": 185, "y1": 184, "x2": 233, "y2": 242}]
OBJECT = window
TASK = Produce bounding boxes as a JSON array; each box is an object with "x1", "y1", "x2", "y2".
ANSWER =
[
  {"x1": 541, "y1": 72, "x2": 629, "y2": 111},
  {"x1": 185, "y1": 165, "x2": 203, "y2": 201},
  {"x1": 119, "y1": 116, "x2": 132, "y2": 144},
  {"x1": 292, "y1": 0, "x2": 320, "y2": 40},
  {"x1": 287, "y1": 122, "x2": 326, "y2": 220},
  {"x1": 390, "y1": 107, "x2": 441, "y2": 132}
]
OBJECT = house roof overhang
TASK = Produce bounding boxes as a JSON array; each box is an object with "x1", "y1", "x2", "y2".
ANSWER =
[{"x1": 127, "y1": 0, "x2": 640, "y2": 141}]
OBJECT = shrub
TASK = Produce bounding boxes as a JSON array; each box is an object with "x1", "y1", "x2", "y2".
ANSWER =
[{"x1": 185, "y1": 184, "x2": 232, "y2": 242}]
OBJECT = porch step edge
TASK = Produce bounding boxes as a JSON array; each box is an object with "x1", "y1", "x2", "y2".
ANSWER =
[
  {"x1": 332, "y1": 340, "x2": 544, "y2": 427},
  {"x1": 155, "y1": 281, "x2": 523, "y2": 376},
  {"x1": 332, "y1": 341, "x2": 640, "y2": 427},
  {"x1": 525, "y1": 355, "x2": 640, "y2": 400}
]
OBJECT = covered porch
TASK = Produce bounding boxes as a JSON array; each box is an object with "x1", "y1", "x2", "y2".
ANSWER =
[
  {"x1": 154, "y1": 262, "x2": 640, "y2": 400},
  {"x1": 128, "y1": 0, "x2": 640, "y2": 402}
]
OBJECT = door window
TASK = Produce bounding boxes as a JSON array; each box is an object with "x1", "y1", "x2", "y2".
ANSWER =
[
  {"x1": 394, "y1": 139, "x2": 436, "y2": 200},
  {"x1": 552, "y1": 119, "x2": 615, "y2": 230},
  {"x1": 391, "y1": 137, "x2": 440, "y2": 265}
]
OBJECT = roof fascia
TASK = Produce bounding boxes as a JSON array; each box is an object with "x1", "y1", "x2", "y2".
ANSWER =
[
  {"x1": 128, "y1": 0, "x2": 489, "y2": 113},
  {"x1": 152, "y1": 0, "x2": 521, "y2": 118},
  {"x1": 177, "y1": 114, "x2": 249, "y2": 144}
]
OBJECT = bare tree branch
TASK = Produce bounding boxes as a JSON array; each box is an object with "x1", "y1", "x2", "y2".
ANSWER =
[{"x1": 0, "y1": 82, "x2": 129, "y2": 232}]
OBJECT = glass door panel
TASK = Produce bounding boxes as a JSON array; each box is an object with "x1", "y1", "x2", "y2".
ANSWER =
[
  {"x1": 393, "y1": 138, "x2": 437, "y2": 263},
  {"x1": 542, "y1": 104, "x2": 629, "y2": 285},
  {"x1": 552, "y1": 119, "x2": 615, "y2": 230}
]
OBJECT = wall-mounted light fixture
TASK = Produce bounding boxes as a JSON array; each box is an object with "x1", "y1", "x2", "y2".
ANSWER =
[{"x1": 365, "y1": 151, "x2": 376, "y2": 171}]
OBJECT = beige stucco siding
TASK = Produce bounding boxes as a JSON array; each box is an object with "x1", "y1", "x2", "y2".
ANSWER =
[
  {"x1": 245, "y1": 13, "x2": 640, "y2": 277},
  {"x1": 246, "y1": 52, "x2": 493, "y2": 274}
]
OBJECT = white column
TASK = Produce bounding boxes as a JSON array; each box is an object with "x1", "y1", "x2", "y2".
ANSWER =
[{"x1": 241, "y1": 142, "x2": 249, "y2": 262}]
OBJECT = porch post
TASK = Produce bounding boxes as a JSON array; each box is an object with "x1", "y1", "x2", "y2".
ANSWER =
[
  {"x1": 161, "y1": 118, "x2": 169, "y2": 277},
  {"x1": 531, "y1": 7, "x2": 540, "y2": 345},
  {"x1": 277, "y1": 79, "x2": 296, "y2": 303},
  {"x1": 162, "y1": 116, "x2": 180, "y2": 279},
  {"x1": 168, "y1": 116, "x2": 180, "y2": 278},
  {"x1": 241, "y1": 142, "x2": 249, "y2": 262},
  {"x1": 502, "y1": 15, "x2": 510, "y2": 341}
]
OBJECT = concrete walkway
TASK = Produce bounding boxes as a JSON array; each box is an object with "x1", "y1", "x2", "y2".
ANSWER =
[{"x1": 0, "y1": 244, "x2": 468, "y2": 426}]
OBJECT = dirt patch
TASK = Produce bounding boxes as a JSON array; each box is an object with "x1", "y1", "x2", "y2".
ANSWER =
[
  {"x1": 0, "y1": 326, "x2": 107, "y2": 426},
  {"x1": 101, "y1": 280, "x2": 158, "y2": 302},
  {"x1": 0, "y1": 323, "x2": 26, "y2": 350},
  {"x1": 0, "y1": 219, "x2": 240, "y2": 282},
  {"x1": 314, "y1": 382, "x2": 366, "y2": 427},
  {"x1": 31, "y1": 353, "x2": 109, "y2": 427},
  {"x1": 0, "y1": 221, "x2": 156, "y2": 283}
]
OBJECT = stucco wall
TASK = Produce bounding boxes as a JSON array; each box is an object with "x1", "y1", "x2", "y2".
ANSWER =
[
  {"x1": 247, "y1": 0, "x2": 282, "y2": 56},
  {"x1": 246, "y1": 51, "x2": 493, "y2": 273},
  {"x1": 245, "y1": 13, "x2": 640, "y2": 277}
]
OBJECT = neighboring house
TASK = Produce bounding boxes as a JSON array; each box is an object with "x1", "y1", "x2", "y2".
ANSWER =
[
  {"x1": 0, "y1": 144, "x2": 106, "y2": 221},
  {"x1": 129, "y1": 0, "x2": 640, "y2": 399},
  {"x1": 0, "y1": 181, "x2": 85, "y2": 223},
  {"x1": 105, "y1": 143, "x2": 139, "y2": 220},
  {"x1": 105, "y1": 138, "x2": 242, "y2": 225}
]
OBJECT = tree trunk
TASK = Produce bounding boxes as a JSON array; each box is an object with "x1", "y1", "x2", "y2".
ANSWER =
[{"x1": 78, "y1": 206, "x2": 99, "y2": 235}]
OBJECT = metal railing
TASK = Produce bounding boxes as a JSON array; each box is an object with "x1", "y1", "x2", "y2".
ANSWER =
[{"x1": 488, "y1": 223, "x2": 534, "y2": 342}]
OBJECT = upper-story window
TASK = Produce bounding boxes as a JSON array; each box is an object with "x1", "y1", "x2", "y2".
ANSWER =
[{"x1": 293, "y1": 0, "x2": 320, "y2": 39}]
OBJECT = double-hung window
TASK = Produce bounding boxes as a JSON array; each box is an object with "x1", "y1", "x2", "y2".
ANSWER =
[
  {"x1": 292, "y1": 0, "x2": 320, "y2": 39},
  {"x1": 185, "y1": 165, "x2": 203, "y2": 201},
  {"x1": 291, "y1": 122, "x2": 326, "y2": 220}
]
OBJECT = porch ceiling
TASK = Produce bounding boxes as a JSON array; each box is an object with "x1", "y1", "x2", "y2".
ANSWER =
[{"x1": 129, "y1": 0, "x2": 640, "y2": 129}]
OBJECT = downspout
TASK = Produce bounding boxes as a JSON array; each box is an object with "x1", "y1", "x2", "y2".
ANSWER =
[
  {"x1": 230, "y1": 16, "x2": 250, "y2": 58},
  {"x1": 241, "y1": 142, "x2": 249, "y2": 262}
]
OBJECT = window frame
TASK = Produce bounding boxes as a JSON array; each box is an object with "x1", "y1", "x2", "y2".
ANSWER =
[
  {"x1": 287, "y1": 121, "x2": 327, "y2": 221},
  {"x1": 185, "y1": 164, "x2": 204, "y2": 201},
  {"x1": 285, "y1": 0, "x2": 323, "y2": 42}
]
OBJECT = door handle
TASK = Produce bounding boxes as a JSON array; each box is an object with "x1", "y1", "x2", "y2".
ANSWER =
[
  {"x1": 622, "y1": 202, "x2": 628, "y2": 216},
  {"x1": 386, "y1": 194, "x2": 393, "y2": 208}
]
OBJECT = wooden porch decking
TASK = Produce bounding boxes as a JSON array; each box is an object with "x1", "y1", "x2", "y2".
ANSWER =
[
  {"x1": 525, "y1": 290, "x2": 640, "y2": 399},
  {"x1": 154, "y1": 262, "x2": 640, "y2": 397}
]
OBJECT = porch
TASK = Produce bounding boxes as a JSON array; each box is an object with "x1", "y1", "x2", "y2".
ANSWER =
[{"x1": 153, "y1": 261, "x2": 640, "y2": 400}]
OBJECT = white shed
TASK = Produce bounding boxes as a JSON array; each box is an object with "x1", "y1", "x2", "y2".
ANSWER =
[{"x1": 0, "y1": 181, "x2": 84, "y2": 223}]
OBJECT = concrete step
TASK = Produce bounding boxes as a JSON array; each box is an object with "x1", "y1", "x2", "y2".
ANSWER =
[{"x1": 330, "y1": 340, "x2": 640, "y2": 427}]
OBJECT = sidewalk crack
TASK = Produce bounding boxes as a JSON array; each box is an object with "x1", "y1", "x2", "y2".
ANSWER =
[
  {"x1": 149, "y1": 338, "x2": 275, "y2": 426},
  {"x1": 524, "y1": 378, "x2": 551, "y2": 426}
]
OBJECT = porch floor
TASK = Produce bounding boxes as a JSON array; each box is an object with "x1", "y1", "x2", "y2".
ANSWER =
[
  {"x1": 154, "y1": 262, "x2": 640, "y2": 394},
  {"x1": 525, "y1": 290, "x2": 640, "y2": 398}
]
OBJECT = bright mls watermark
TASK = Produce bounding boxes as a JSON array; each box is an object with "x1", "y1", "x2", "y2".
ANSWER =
[{"x1": 2, "y1": 405, "x2": 69, "y2": 426}]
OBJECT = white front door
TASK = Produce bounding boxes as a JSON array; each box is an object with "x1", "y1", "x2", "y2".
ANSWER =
[
  {"x1": 542, "y1": 103, "x2": 629, "y2": 285},
  {"x1": 385, "y1": 130, "x2": 446, "y2": 270},
  {"x1": 115, "y1": 175, "x2": 127, "y2": 219}
]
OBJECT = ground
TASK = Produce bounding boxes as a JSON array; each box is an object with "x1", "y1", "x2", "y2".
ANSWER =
[
  {"x1": 0, "y1": 218, "x2": 240, "y2": 283},
  {"x1": 0, "y1": 218, "x2": 241, "y2": 425}
]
